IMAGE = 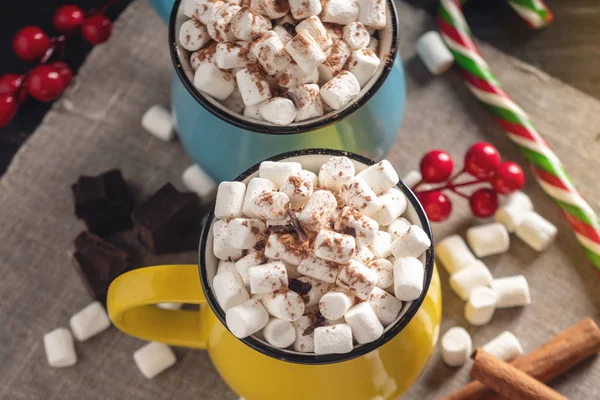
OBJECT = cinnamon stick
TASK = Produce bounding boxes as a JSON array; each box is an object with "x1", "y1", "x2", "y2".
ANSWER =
[
  {"x1": 443, "y1": 318, "x2": 600, "y2": 400},
  {"x1": 470, "y1": 350, "x2": 567, "y2": 400}
]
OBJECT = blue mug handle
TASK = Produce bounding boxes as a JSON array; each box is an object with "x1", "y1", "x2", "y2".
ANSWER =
[{"x1": 148, "y1": 0, "x2": 173, "y2": 23}]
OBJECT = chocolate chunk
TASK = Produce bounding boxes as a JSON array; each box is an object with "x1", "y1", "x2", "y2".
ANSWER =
[
  {"x1": 302, "y1": 313, "x2": 326, "y2": 336},
  {"x1": 253, "y1": 240, "x2": 266, "y2": 250},
  {"x1": 289, "y1": 278, "x2": 312, "y2": 296},
  {"x1": 287, "y1": 210, "x2": 308, "y2": 241},
  {"x1": 341, "y1": 227, "x2": 356, "y2": 237},
  {"x1": 266, "y1": 224, "x2": 296, "y2": 235}
]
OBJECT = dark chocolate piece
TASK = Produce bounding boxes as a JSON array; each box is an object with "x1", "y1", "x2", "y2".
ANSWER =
[
  {"x1": 266, "y1": 224, "x2": 295, "y2": 235},
  {"x1": 289, "y1": 278, "x2": 312, "y2": 296},
  {"x1": 287, "y1": 210, "x2": 308, "y2": 241},
  {"x1": 302, "y1": 313, "x2": 326, "y2": 336}
]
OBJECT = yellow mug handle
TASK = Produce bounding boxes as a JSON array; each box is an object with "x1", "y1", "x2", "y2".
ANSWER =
[{"x1": 106, "y1": 265, "x2": 209, "y2": 349}]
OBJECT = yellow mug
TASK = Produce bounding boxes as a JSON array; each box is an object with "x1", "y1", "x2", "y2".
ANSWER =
[{"x1": 107, "y1": 149, "x2": 442, "y2": 399}]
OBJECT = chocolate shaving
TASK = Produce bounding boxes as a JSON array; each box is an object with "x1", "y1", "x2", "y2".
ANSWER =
[
  {"x1": 289, "y1": 278, "x2": 312, "y2": 296},
  {"x1": 253, "y1": 240, "x2": 266, "y2": 250},
  {"x1": 302, "y1": 313, "x2": 326, "y2": 336},
  {"x1": 266, "y1": 224, "x2": 296, "y2": 235},
  {"x1": 342, "y1": 227, "x2": 356, "y2": 237},
  {"x1": 287, "y1": 91, "x2": 301, "y2": 109},
  {"x1": 287, "y1": 210, "x2": 308, "y2": 241}
]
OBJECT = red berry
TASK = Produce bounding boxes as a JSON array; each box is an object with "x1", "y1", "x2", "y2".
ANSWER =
[
  {"x1": 13, "y1": 26, "x2": 50, "y2": 61},
  {"x1": 82, "y1": 15, "x2": 113, "y2": 45},
  {"x1": 464, "y1": 142, "x2": 501, "y2": 178},
  {"x1": 490, "y1": 161, "x2": 525, "y2": 195},
  {"x1": 26, "y1": 65, "x2": 65, "y2": 102},
  {"x1": 469, "y1": 188, "x2": 499, "y2": 218},
  {"x1": 0, "y1": 74, "x2": 23, "y2": 95},
  {"x1": 417, "y1": 190, "x2": 452, "y2": 222},
  {"x1": 420, "y1": 150, "x2": 454, "y2": 183},
  {"x1": 49, "y1": 61, "x2": 73, "y2": 87},
  {"x1": 0, "y1": 94, "x2": 18, "y2": 127},
  {"x1": 54, "y1": 5, "x2": 85, "y2": 34}
]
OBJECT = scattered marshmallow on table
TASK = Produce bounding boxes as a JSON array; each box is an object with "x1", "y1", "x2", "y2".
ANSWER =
[
  {"x1": 346, "y1": 48, "x2": 381, "y2": 88},
  {"x1": 314, "y1": 323, "x2": 354, "y2": 354},
  {"x1": 415, "y1": 31, "x2": 454, "y2": 75},
  {"x1": 343, "y1": 22, "x2": 370, "y2": 51},
  {"x1": 499, "y1": 190, "x2": 533, "y2": 209},
  {"x1": 251, "y1": 0, "x2": 290, "y2": 19},
  {"x1": 441, "y1": 327, "x2": 472, "y2": 367},
  {"x1": 390, "y1": 225, "x2": 431, "y2": 259},
  {"x1": 319, "y1": 287, "x2": 355, "y2": 320},
  {"x1": 292, "y1": 314, "x2": 316, "y2": 352},
  {"x1": 319, "y1": 156, "x2": 355, "y2": 192},
  {"x1": 133, "y1": 342, "x2": 176, "y2": 379},
  {"x1": 213, "y1": 219, "x2": 244, "y2": 261},
  {"x1": 213, "y1": 271, "x2": 250, "y2": 310},
  {"x1": 393, "y1": 257, "x2": 424, "y2": 301},
  {"x1": 494, "y1": 191, "x2": 534, "y2": 233},
  {"x1": 491, "y1": 275, "x2": 531, "y2": 308},
  {"x1": 318, "y1": 40, "x2": 351, "y2": 82},
  {"x1": 466, "y1": 222, "x2": 510, "y2": 258},
  {"x1": 253, "y1": 31, "x2": 291, "y2": 74},
  {"x1": 296, "y1": 16, "x2": 333, "y2": 51},
  {"x1": 227, "y1": 218, "x2": 266, "y2": 249},
  {"x1": 320, "y1": 0, "x2": 359, "y2": 25},
  {"x1": 449, "y1": 260, "x2": 493, "y2": 301},
  {"x1": 141, "y1": 105, "x2": 175, "y2": 142},
  {"x1": 259, "y1": 160, "x2": 302, "y2": 188},
  {"x1": 236, "y1": 65, "x2": 273, "y2": 106},
  {"x1": 226, "y1": 298, "x2": 270, "y2": 338},
  {"x1": 436, "y1": 234, "x2": 476, "y2": 275},
  {"x1": 289, "y1": 0, "x2": 321, "y2": 19},
  {"x1": 248, "y1": 261, "x2": 289, "y2": 293},
  {"x1": 252, "y1": 190, "x2": 291, "y2": 219},
  {"x1": 340, "y1": 176, "x2": 381, "y2": 217},
  {"x1": 298, "y1": 190, "x2": 338, "y2": 232},
  {"x1": 230, "y1": 6, "x2": 272, "y2": 41},
  {"x1": 285, "y1": 31, "x2": 327, "y2": 73},
  {"x1": 373, "y1": 188, "x2": 407, "y2": 226},
  {"x1": 194, "y1": 63, "x2": 235, "y2": 101},
  {"x1": 320, "y1": 70, "x2": 361, "y2": 110},
  {"x1": 280, "y1": 170, "x2": 317, "y2": 209},
  {"x1": 368, "y1": 258, "x2": 394, "y2": 289},
  {"x1": 263, "y1": 318, "x2": 296, "y2": 348},
  {"x1": 401, "y1": 170, "x2": 422, "y2": 188},
  {"x1": 207, "y1": 3, "x2": 241, "y2": 42},
  {"x1": 336, "y1": 259, "x2": 379, "y2": 299},
  {"x1": 259, "y1": 97, "x2": 298, "y2": 125},
  {"x1": 215, "y1": 181, "x2": 246, "y2": 219},
  {"x1": 344, "y1": 302, "x2": 383, "y2": 344},
  {"x1": 261, "y1": 289, "x2": 305, "y2": 321},
  {"x1": 298, "y1": 253, "x2": 340, "y2": 283},
  {"x1": 182, "y1": 164, "x2": 217, "y2": 199},
  {"x1": 288, "y1": 84, "x2": 324, "y2": 122},
  {"x1": 387, "y1": 217, "x2": 411, "y2": 241},
  {"x1": 314, "y1": 229, "x2": 356, "y2": 264},
  {"x1": 481, "y1": 331, "x2": 524, "y2": 362},
  {"x1": 464, "y1": 287, "x2": 497, "y2": 326},
  {"x1": 69, "y1": 301, "x2": 111, "y2": 341},
  {"x1": 242, "y1": 177, "x2": 277, "y2": 217},
  {"x1": 357, "y1": 0, "x2": 387, "y2": 29},
  {"x1": 368, "y1": 287, "x2": 403, "y2": 326},
  {"x1": 334, "y1": 206, "x2": 379, "y2": 246},
  {"x1": 515, "y1": 212, "x2": 557, "y2": 251},
  {"x1": 265, "y1": 233, "x2": 307, "y2": 265},
  {"x1": 179, "y1": 19, "x2": 210, "y2": 51},
  {"x1": 43, "y1": 327, "x2": 77, "y2": 368}
]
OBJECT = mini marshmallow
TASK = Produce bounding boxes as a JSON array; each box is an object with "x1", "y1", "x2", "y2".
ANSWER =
[
  {"x1": 190, "y1": 42, "x2": 218, "y2": 71},
  {"x1": 248, "y1": 261, "x2": 289, "y2": 293},
  {"x1": 314, "y1": 229, "x2": 356, "y2": 263},
  {"x1": 259, "y1": 97, "x2": 297, "y2": 126},
  {"x1": 263, "y1": 318, "x2": 296, "y2": 348},
  {"x1": 314, "y1": 323, "x2": 353, "y2": 354},
  {"x1": 243, "y1": 102, "x2": 264, "y2": 120},
  {"x1": 482, "y1": 331, "x2": 524, "y2": 361},
  {"x1": 491, "y1": 275, "x2": 531, "y2": 308},
  {"x1": 213, "y1": 220, "x2": 244, "y2": 260},
  {"x1": 318, "y1": 39, "x2": 352, "y2": 82},
  {"x1": 215, "y1": 42, "x2": 251, "y2": 69},
  {"x1": 343, "y1": 22, "x2": 370, "y2": 51},
  {"x1": 285, "y1": 31, "x2": 327, "y2": 73},
  {"x1": 449, "y1": 260, "x2": 493, "y2": 301},
  {"x1": 280, "y1": 170, "x2": 316, "y2": 209},
  {"x1": 243, "y1": 177, "x2": 277, "y2": 217},
  {"x1": 157, "y1": 303, "x2": 183, "y2": 310},
  {"x1": 336, "y1": 259, "x2": 378, "y2": 299},
  {"x1": 265, "y1": 233, "x2": 308, "y2": 265},
  {"x1": 369, "y1": 231, "x2": 392, "y2": 259},
  {"x1": 273, "y1": 24, "x2": 295, "y2": 45},
  {"x1": 319, "y1": 156, "x2": 355, "y2": 192},
  {"x1": 292, "y1": 314, "x2": 316, "y2": 352},
  {"x1": 259, "y1": 160, "x2": 302, "y2": 188},
  {"x1": 261, "y1": 289, "x2": 305, "y2": 321},
  {"x1": 334, "y1": 206, "x2": 379, "y2": 246},
  {"x1": 183, "y1": 0, "x2": 200, "y2": 18},
  {"x1": 296, "y1": 16, "x2": 333, "y2": 50},
  {"x1": 289, "y1": 0, "x2": 321, "y2": 19},
  {"x1": 141, "y1": 105, "x2": 175, "y2": 142},
  {"x1": 320, "y1": 71, "x2": 361, "y2": 110},
  {"x1": 213, "y1": 271, "x2": 250, "y2": 310},
  {"x1": 252, "y1": 190, "x2": 290, "y2": 219},
  {"x1": 368, "y1": 258, "x2": 393, "y2": 289},
  {"x1": 344, "y1": 302, "x2": 383, "y2": 344},
  {"x1": 288, "y1": 83, "x2": 324, "y2": 122},
  {"x1": 298, "y1": 190, "x2": 338, "y2": 232},
  {"x1": 43, "y1": 327, "x2": 77, "y2": 368},
  {"x1": 298, "y1": 253, "x2": 339, "y2": 283},
  {"x1": 357, "y1": 0, "x2": 386, "y2": 29},
  {"x1": 221, "y1": 83, "x2": 245, "y2": 114},
  {"x1": 495, "y1": 191, "x2": 534, "y2": 232},
  {"x1": 321, "y1": 0, "x2": 359, "y2": 25},
  {"x1": 391, "y1": 225, "x2": 431, "y2": 259},
  {"x1": 356, "y1": 160, "x2": 399, "y2": 195},
  {"x1": 231, "y1": 6, "x2": 272, "y2": 41},
  {"x1": 253, "y1": 31, "x2": 291, "y2": 75},
  {"x1": 466, "y1": 223, "x2": 510, "y2": 258},
  {"x1": 228, "y1": 218, "x2": 266, "y2": 249},
  {"x1": 340, "y1": 176, "x2": 381, "y2": 217},
  {"x1": 441, "y1": 327, "x2": 472, "y2": 367},
  {"x1": 192, "y1": 0, "x2": 225, "y2": 24},
  {"x1": 215, "y1": 181, "x2": 246, "y2": 219},
  {"x1": 226, "y1": 298, "x2": 270, "y2": 338},
  {"x1": 251, "y1": 0, "x2": 290, "y2": 19},
  {"x1": 436, "y1": 234, "x2": 476, "y2": 275},
  {"x1": 367, "y1": 36, "x2": 379, "y2": 53},
  {"x1": 235, "y1": 253, "x2": 264, "y2": 286},
  {"x1": 217, "y1": 260, "x2": 239, "y2": 276},
  {"x1": 133, "y1": 342, "x2": 176, "y2": 379},
  {"x1": 69, "y1": 301, "x2": 111, "y2": 341},
  {"x1": 237, "y1": 65, "x2": 273, "y2": 106},
  {"x1": 319, "y1": 287, "x2": 354, "y2": 320},
  {"x1": 393, "y1": 257, "x2": 424, "y2": 301},
  {"x1": 276, "y1": 62, "x2": 319, "y2": 88},
  {"x1": 179, "y1": 19, "x2": 211, "y2": 51},
  {"x1": 515, "y1": 212, "x2": 557, "y2": 251},
  {"x1": 387, "y1": 217, "x2": 411, "y2": 241},
  {"x1": 207, "y1": 3, "x2": 241, "y2": 42},
  {"x1": 182, "y1": 164, "x2": 217, "y2": 199},
  {"x1": 373, "y1": 188, "x2": 407, "y2": 226},
  {"x1": 297, "y1": 276, "x2": 332, "y2": 306},
  {"x1": 465, "y1": 287, "x2": 497, "y2": 326},
  {"x1": 323, "y1": 22, "x2": 343, "y2": 42},
  {"x1": 353, "y1": 245, "x2": 374, "y2": 265},
  {"x1": 368, "y1": 287, "x2": 402, "y2": 326},
  {"x1": 347, "y1": 48, "x2": 381, "y2": 88},
  {"x1": 194, "y1": 63, "x2": 235, "y2": 101},
  {"x1": 401, "y1": 170, "x2": 422, "y2": 188},
  {"x1": 416, "y1": 31, "x2": 454, "y2": 75},
  {"x1": 500, "y1": 190, "x2": 533, "y2": 209}
]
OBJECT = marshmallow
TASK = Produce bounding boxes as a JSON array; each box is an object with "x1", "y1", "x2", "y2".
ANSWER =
[
  {"x1": 319, "y1": 156, "x2": 355, "y2": 192},
  {"x1": 481, "y1": 331, "x2": 524, "y2": 361},
  {"x1": 263, "y1": 318, "x2": 296, "y2": 348},
  {"x1": 321, "y1": 0, "x2": 359, "y2": 25},
  {"x1": 441, "y1": 327, "x2": 472, "y2": 367},
  {"x1": 251, "y1": 0, "x2": 290, "y2": 19},
  {"x1": 215, "y1": 42, "x2": 251, "y2": 69},
  {"x1": 261, "y1": 288, "x2": 305, "y2": 321},
  {"x1": 133, "y1": 342, "x2": 176, "y2": 379},
  {"x1": 491, "y1": 275, "x2": 531, "y2": 308},
  {"x1": 320, "y1": 71, "x2": 361, "y2": 110},
  {"x1": 373, "y1": 188, "x2": 407, "y2": 226},
  {"x1": 297, "y1": 253, "x2": 339, "y2": 283},
  {"x1": 259, "y1": 160, "x2": 302, "y2": 188},
  {"x1": 353, "y1": 245, "x2": 374, "y2": 265},
  {"x1": 466, "y1": 223, "x2": 510, "y2": 258},
  {"x1": 273, "y1": 24, "x2": 295, "y2": 45},
  {"x1": 141, "y1": 105, "x2": 175, "y2": 142},
  {"x1": 276, "y1": 62, "x2": 319, "y2": 88},
  {"x1": 298, "y1": 190, "x2": 338, "y2": 232},
  {"x1": 356, "y1": 160, "x2": 399, "y2": 195},
  {"x1": 340, "y1": 176, "x2": 381, "y2": 217},
  {"x1": 231, "y1": 6, "x2": 272, "y2": 41},
  {"x1": 344, "y1": 302, "x2": 383, "y2": 344},
  {"x1": 495, "y1": 191, "x2": 534, "y2": 232},
  {"x1": 296, "y1": 16, "x2": 333, "y2": 51},
  {"x1": 393, "y1": 257, "x2": 424, "y2": 301},
  {"x1": 289, "y1": 0, "x2": 322, "y2": 19},
  {"x1": 243, "y1": 177, "x2": 277, "y2": 217},
  {"x1": 243, "y1": 102, "x2": 264, "y2": 120},
  {"x1": 252, "y1": 31, "x2": 291, "y2": 75},
  {"x1": 297, "y1": 276, "x2": 332, "y2": 306},
  {"x1": 69, "y1": 301, "x2": 111, "y2": 342},
  {"x1": 216, "y1": 260, "x2": 239, "y2": 276},
  {"x1": 215, "y1": 181, "x2": 246, "y2": 219},
  {"x1": 368, "y1": 258, "x2": 393, "y2": 289},
  {"x1": 323, "y1": 22, "x2": 343, "y2": 42},
  {"x1": 288, "y1": 83, "x2": 324, "y2": 122},
  {"x1": 183, "y1": 0, "x2": 201, "y2": 18},
  {"x1": 343, "y1": 22, "x2": 370, "y2": 51},
  {"x1": 387, "y1": 217, "x2": 411, "y2": 241},
  {"x1": 280, "y1": 170, "x2": 316, "y2": 209},
  {"x1": 500, "y1": 190, "x2": 533, "y2": 209},
  {"x1": 314, "y1": 229, "x2": 356, "y2": 263},
  {"x1": 449, "y1": 260, "x2": 493, "y2": 301},
  {"x1": 367, "y1": 36, "x2": 379, "y2": 53},
  {"x1": 182, "y1": 164, "x2": 217, "y2": 199},
  {"x1": 390, "y1": 225, "x2": 431, "y2": 259},
  {"x1": 346, "y1": 48, "x2": 381, "y2": 88},
  {"x1": 369, "y1": 231, "x2": 392, "y2": 259},
  {"x1": 435, "y1": 234, "x2": 476, "y2": 275},
  {"x1": 191, "y1": 0, "x2": 225, "y2": 24},
  {"x1": 357, "y1": 0, "x2": 386, "y2": 29},
  {"x1": 292, "y1": 314, "x2": 316, "y2": 352},
  {"x1": 221, "y1": 83, "x2": 245, "y2": 114},
  {"x1": 368, "y1": 287, "x2": 403, "y2": 326},
  {"x1": 179, "y1": 19, "x2": 211, "y2": 51},
  {"x1": 259, "y1": 97, "x2": 297, "y2": 125},
  {"x1": 157, "y1": 303, "x2": 183, "y2": 310},
  {"x1": 515, "y1": 212, "x2": 557, "y2": 251},
  {"x1": 318, "y1": 40, "x2": 352, "y2": 82},
  {"x1": 336, "y1": 259, "x2": 378, "y2": 299},
  {"x1": 465, "y1": 287, "x2": 497, "y2": 326},
  {"x1": 190, "y1": 42, "x2": 218, "y2": 71},
  {"x1": 226, "y1": 298, "x2": 270, "y2": 338},
  {"x1": 334, "y1": 206, "x2": 379, "y2": 246},
  {"x1": 236, "y1": 65, "x2": 273, "y2": 106},
  {"x1": 319, "y1": 287, "x2": 355, "y2": 320},
  {"x1": 207, "y1": 3, "x2": 241, "y2": 42},
  {"x1": 228, "y1": 218, "x2": 266, "y2": 249},
  {"x1": 314, "y1": 323, "x2": 353, "y2": 354},
  {"x1": 416, "y1": 31, "x2": 454, "y2": 75},
  {"x1": 285, "y1": 31, "x2": 327, "y2": 73},
  {"x1": 248, "y1": 261, "x2": 289, "y2": 293},
  {"x1": 43, "y1": 328, "x2": 77, "y2": 368},
  {"x1": 252, "y1": 190, "x2": 290, "y2": 219},
  {"x1": 194, "y1": 63, "x2": 236, "y2": 101},
  {"x1": 213, "y1": 271, "x2": 250, "y2": 310},
  {"x1": 213, "y1": 220, "x2": 244, "y2": 260},
  {"x1": 265, "y1": 233, "x2": 308, "y2": 265},
  {"x1": 401, "y1": 170, "x2": 422, "y2": 188}
]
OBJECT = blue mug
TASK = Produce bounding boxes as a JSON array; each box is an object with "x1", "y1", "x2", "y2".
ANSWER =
[{"x1": 151, "y1": 0, "x2": 406, "y2": 181}]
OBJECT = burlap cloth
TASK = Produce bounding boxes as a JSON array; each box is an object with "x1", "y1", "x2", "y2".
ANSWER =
[{"x1": 1, "y1": 1, "x2": 599, "y2": 399}]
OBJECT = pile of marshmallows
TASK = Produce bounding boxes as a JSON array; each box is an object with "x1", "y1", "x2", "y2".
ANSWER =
[
  {"x1": 211, "y1": 156, "x2": 431, "y2": 355},
  {"x1": 179, "y1": 0, "x2": 386, "y2": 126}
]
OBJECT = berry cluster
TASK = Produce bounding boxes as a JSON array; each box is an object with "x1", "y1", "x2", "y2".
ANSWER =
[
  {"x1": 413, "y1": 142, "x2": 525, "y2": 222},
  {"x1": 0, "y1": 2, "x2": 115, "y2": 127}
]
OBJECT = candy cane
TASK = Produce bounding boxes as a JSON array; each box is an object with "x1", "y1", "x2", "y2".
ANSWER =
[
  {"x1": 507, "y1": 0, "x2": 553, "y2": 29},
  {"x1": 437, "y1": 0, "x2": 600, "y2": 271}
]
